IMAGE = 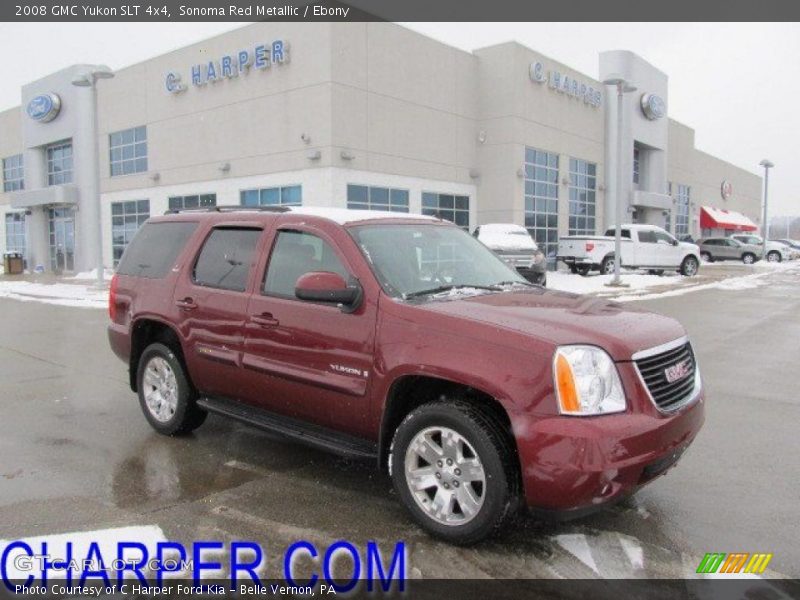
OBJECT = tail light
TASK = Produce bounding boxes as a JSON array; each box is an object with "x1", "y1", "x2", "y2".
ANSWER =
[
  {"x1": 585, "y1": 242, "x2": 595, "y2": 252},
  {"x1": 108, "y1": 273, "x2": 119, "y2": 321}
]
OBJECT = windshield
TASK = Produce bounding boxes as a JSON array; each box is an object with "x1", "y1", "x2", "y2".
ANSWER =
[{"x1": 350, "y1": 223, "x2": 527, "y2": 299}]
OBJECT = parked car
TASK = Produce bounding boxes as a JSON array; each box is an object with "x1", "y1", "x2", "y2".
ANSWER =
[
  {"x1": 473, "y1": 223, "x2": 546, "y2": 286},
  {"x1": 557, "y1": 224, "x2": 700, "y2": 276},
  {"x1": 108, "y1": 206, "x2": 705, "y2": 544},
  {"x1": 774, "y1": 238, "x2": 800, "y2": 252},
  {"x1": 697, "y1": 237, "x2": 763, "y2": 264},
  {"x1": 772, "y1": 239, "x2": 800, "y2": 260},
  {"x1": 730, "y1": 234, "x2": 791, "y2": 263}
]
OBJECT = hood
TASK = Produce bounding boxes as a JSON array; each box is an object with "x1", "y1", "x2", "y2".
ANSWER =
[
  {"x1": 415, "y1": 289, "x2": 686, "y2": 361},
  {"x1": 679, "y1": 241, "x2": 699, "y2": 252}
]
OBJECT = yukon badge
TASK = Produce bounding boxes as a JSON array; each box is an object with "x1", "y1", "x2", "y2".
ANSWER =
[{"x1": 330, "y1": 364, "x2": 369, "y2": 378}]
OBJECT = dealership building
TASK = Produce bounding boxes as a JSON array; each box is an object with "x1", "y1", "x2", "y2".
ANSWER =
[{"x1": 0, "y1": 21, "x2": 763, "y2": 273}]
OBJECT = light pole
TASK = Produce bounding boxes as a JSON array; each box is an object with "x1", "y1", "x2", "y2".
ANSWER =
[
  {"x1": 72, "y1": 65, "x2": 114, "y2": 288},
  {"x1": 603, "y1": 74, "x2": 637, "y2": 287},
  {"x1": 759, "y1": 159, "x2": 774, "y2": 260}
]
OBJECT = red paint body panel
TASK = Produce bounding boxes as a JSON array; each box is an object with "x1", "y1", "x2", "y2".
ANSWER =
[{"x1": 108, "y1": 211, "x2": 705, "y2": 513}]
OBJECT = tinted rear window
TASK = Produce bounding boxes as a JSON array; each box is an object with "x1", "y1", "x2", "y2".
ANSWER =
[
  {"x1": 193, "y1": 228, "x2": 262, "y2": 292},
  {"x1": 604, "y1": 228, "x2": 631, "y2": 239},
  {"x1": 116, "y1": 221, "x2": 198, "y2": 278}
]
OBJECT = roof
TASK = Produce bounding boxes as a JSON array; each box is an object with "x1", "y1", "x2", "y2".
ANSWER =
[
  {"x1": 157, "y1": 205, "x2": 442, "y2": 226},
  {"x1": 287, "y1": 207, "x2": 440, "y2": 225}
]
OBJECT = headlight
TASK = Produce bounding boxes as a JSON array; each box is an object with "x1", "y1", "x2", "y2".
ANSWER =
[{"x1": 553, "y1": 345, "x2": 626, "y2": 416}]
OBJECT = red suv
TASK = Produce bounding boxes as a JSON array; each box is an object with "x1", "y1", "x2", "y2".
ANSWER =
[{"x1": 108, "y1": 207, "x2": 704, "y2": 544}]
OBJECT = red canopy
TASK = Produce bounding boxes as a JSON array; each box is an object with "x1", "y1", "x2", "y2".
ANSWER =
[{"x1": 700, "y1": 206, "x2": 758, "y2": 232}]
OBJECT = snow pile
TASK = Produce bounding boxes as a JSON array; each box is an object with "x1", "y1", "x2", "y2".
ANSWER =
[
  {"x1": 68, "y1": 268, "x2": 114, "y2": 281},
  {"x1": 0, "y1": 280, "x2": 108, "y2": 309},
  {"x1": 547, "y1": 271, "x2": 683, "y2": 296}
]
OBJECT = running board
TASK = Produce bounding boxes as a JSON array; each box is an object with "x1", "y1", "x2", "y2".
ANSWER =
[{"x1": 196, "y1": 396, "x2": 378, "y2": 460}]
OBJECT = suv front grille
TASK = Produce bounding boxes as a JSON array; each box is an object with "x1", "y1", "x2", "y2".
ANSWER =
[{"x1": 635, "y1": 342, "x2": 697, "y2": 411}]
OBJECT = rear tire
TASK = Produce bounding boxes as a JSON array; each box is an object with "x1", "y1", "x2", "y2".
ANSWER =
[
  {"x1": 575, "y1": 265, "x2": 591, "y2": 276},
  {"x1": 648, "y1": 269, "x2": 665, "y2": 276},
  {"x1": 389, "y1": 401, "x2": 518, "y2": 545},
  {"x1": 742, "y1": 253, "x2": 756, "y2": 265},
  {"x1": 136, "y1": 343, "x2": 207, "y2": 436}
]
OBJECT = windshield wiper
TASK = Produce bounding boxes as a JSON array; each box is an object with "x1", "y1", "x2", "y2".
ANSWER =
[
  {"x1": 403, "y1": 284, "x2": 501, "y2": 300},
  {"x1": 495, "y1": 280, "x2": 538, "y2": 287}
]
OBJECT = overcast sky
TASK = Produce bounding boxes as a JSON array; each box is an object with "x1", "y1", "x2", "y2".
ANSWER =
[{"x1": 0, "y1": 22, "x2": 797, "y2": 216}]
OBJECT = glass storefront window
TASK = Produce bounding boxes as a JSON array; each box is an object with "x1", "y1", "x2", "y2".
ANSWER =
[
  {"x1": 524, "y1": 147, "x2": 559, "y2": 262},
  {"x1": 46, "y1": 142, "x2": 73, "y2": 186},
  {"x1": 347, "y1": 185, "x2": 409, "y2": 212},
  {"x1": 110, "y1": 126, "x2": 148, "y2": 176},
  {"x1": 2, "y1": 154, "x2": 24, "y2": 192},
  {"x1": 111, "y1": 200, "x2": 150, "y2": 267},
  {"x1": 240, "y1": 185, "x2": 302, "y2": 207},
  {"x1": 169, "y1": 193, "x2": 217, "y2": 211},
  {"x1": 568, "y1": 158, "x2": 597, "y2": 236},
  {"x1": 421, "y1": 192, "x2": 470, "y2": 229}
]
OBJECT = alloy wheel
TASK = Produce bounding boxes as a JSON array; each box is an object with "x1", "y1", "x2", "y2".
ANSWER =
[
  {"x1": 404, "y1": 426, "x2": 486, "y2": 526},
  {"x1": 142, "y1": 356, "x2": 178, "y2": 423}
]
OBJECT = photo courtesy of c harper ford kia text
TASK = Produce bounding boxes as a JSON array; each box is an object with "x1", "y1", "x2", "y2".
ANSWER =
[{"x1": 0, "y1": 2, "x2": 798, "y2": 599}]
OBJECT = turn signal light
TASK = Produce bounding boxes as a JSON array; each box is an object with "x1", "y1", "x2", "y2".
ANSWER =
[
  {"x1": 555, "y1": 353, "x2": 579, "y2": 413},
  {"x1": 585, "y1": 242, "x2": 595, "y2": 252}
]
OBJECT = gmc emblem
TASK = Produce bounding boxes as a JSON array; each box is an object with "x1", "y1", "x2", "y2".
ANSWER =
[{"x1": 664, "y1": 359, "x2": 691, "y2": 383}]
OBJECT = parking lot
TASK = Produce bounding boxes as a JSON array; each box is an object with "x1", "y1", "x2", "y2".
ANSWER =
[{"x1": 0, "y1": 263, "x2": 798, "y2": 582}]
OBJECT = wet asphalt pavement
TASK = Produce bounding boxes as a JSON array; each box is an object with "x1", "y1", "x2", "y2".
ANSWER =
[{"x1": 0, "y1": 264, "x2": 798, "y2": 581}]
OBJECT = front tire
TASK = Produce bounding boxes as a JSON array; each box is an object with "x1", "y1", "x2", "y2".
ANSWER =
[
  {"x1": 137, "y1": 343, "x2": 207, "y2": 436},
  {"x1": 679, "y1": 256, "x2": 699, "y2": 277},
  {"x1": 700, "y1": 252, "x2": 713, "y2": 263},
  {"x1": 742, "y1": 253, "x2": 756, "y2": 265},
  {"x1": 575, "y1": 265, "x2": 591, "y2": 277},
  {"x1": 767, "y1": 251, "x2": 781, "y2": 263},
  {"x1": 389, "y1": 401, "x2": 517, "y2": 545}
]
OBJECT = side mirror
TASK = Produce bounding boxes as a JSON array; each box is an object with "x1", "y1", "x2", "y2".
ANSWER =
[
  {"x1": 671, "y1": 239, "x2": 679, "y2": 246},
  {"x1": 295, "y1": 271, "x2": 362, "y2": 312}
]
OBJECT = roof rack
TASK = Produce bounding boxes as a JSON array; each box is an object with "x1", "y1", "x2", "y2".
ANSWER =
[{"x1": 164, "y1": 205, "x2": 292, "y2": 215}]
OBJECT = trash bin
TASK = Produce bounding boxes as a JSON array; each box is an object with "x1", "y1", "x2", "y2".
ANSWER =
[{"x1": 3, "y1": 252, "x2": 24, "y2": 275}]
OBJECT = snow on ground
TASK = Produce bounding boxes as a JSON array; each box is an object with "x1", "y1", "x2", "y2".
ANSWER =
[
  {"x1": 548, "y1": 260, "x2": 799, "y2": 302},
  {"x1": 68, "y1": 267, "x2": 114, "y2": 281},
  {"x1": 0, "y1": 280, "x2": 108, "y2": 309}
]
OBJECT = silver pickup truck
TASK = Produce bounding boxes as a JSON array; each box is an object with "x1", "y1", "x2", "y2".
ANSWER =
[{"x1": 557, "y1": 223, "x2": 701, "y2": 277}]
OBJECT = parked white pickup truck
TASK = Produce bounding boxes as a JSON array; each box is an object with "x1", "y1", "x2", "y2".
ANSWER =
[{"x1": 557, "y1": 224, "x2": 701, "y2": 277}]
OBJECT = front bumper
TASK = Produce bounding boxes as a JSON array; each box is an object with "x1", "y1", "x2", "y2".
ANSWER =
[{"x1": 512, "y1": 363, "x2": 705, "y2": 513}]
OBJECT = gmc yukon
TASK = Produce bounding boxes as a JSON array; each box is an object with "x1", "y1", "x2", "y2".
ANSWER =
[{"x1": 108, "y1": 207, "x2": 705, "y2": 544}]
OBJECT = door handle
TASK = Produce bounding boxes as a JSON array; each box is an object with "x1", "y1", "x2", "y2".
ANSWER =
[
  {"x1": 175, "y1": 297, "x2": 198, "y2": 310},
  {"x1": 251, "y1": 312, "x2": 279, "y2": 327}
]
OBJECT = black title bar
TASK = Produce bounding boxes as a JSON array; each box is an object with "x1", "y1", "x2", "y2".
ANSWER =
[{"x1": 3, "y1": 0, "x2": 799, "y2": 22}]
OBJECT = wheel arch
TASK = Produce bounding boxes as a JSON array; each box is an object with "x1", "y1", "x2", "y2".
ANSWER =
[
  {"x1": 377, "y1": 374, "x2": 522, "y2": 484},
  {"x1": 129, "y1": 318, "x2": 190, "y2": 393}
]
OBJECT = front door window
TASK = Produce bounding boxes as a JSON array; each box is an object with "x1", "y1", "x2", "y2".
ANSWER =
[{"x1": 48, "y1": 207, "x2": 75, "y2": 272}]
